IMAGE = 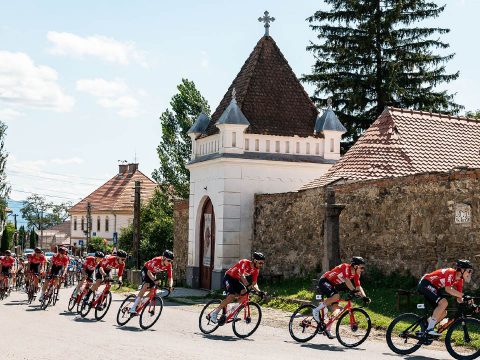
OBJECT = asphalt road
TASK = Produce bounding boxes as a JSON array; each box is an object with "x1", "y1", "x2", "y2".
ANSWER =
[{"x1": 0, "y1": 288, "x2": 451, "y2": 360}]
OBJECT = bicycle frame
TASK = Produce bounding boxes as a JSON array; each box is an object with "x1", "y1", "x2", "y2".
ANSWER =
[
  {"x1": 133, "y1": 285, "x2": 159, "y2": 314},
  {"x1": 75, "y1": 279, "x2": 93, "y2": 304},
  {"x1": 91, "y1": 280, "x2": 112, "y2": 307},
  {"x1": 323, "y1": 298, "x2": 356, "y2": 329},
  {"x1": 208, "y1": 291, "x2": 252, "y2": 325}
]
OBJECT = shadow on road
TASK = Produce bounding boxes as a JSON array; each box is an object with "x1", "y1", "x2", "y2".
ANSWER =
[
  {"x1": 115, "y1": 325, "x2": 144, "y2": 332},
  {"x1": 3, "y1": 301, "x2": 28, "y2": 306},
  {"x1": 58, "y1": 311, "x2": 77, "y2": 316},
  {"x1": 299, "y1": 343, "x2": 347, "y2": 352},
  {"x1": 197, "y1": 333, "x2": 250, "y2": 342},
  {"x1": 382, "y1": 353, "x2": 449, "y2": 360},
  {"x1": 74, "y1": 317, "x2": 97, "y2": 323}
]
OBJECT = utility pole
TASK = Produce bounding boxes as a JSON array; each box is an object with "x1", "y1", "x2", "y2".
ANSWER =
[
  {"x1": 133, "y1": 181, "x2": 141, "y2": 269},
  {"x1": 12, "y1": 214, "x2": 17, "y2": 229},
  {"x1": 86, "y1": 202, "x2": 92, "y2": 252}
]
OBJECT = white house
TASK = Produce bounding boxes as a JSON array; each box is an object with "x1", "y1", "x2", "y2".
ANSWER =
[
  {"x1": 69, "y1": 163, "x2": 157, "y2": 249},
  {"x1": 185, "y1": 30, "x2": 346, "y2": 289}
]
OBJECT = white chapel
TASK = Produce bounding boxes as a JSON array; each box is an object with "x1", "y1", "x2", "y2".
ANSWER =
[{"x1": 186, "y1": 13, "x2": 346, "y2": 289}]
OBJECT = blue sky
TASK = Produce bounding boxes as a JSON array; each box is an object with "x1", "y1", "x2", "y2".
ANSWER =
[{"x1": 1, "y1": 0, "x2": 477, "y2": 204}]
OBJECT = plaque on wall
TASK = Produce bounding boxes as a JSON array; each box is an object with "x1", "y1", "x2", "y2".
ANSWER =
[
  {"x1": 454, "y1": 203, "x2": 471, "y2": 224},
  {"x1": 203, "y1": 213, "x2": 212, "y2": 267}
]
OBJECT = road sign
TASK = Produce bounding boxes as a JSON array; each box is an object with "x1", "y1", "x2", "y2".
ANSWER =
[
  {"x1": 113, "y1": 232, "x2": 118, "y2": 245},
  {"x1": 78, "y1": 240, "x2": 84, "y2": 246}
]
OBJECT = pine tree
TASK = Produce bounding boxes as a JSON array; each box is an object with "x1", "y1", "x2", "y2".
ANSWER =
[
  {"x1": 304, "y1": 1, "x2": 461, "y2": 145},
  {"x1": 153, "y1": 79, "x2": 210, "y2": 198},
  {"x1": 29, "y1": 228, "x2": 37, "y2": 249}
]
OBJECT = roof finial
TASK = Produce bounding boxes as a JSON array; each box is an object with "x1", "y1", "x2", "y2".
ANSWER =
[
  {"x1": 327, "y1": 97, "x2": 332, "y2": 109},
  {"x1": 232, "y1": 88, "x2": 237, "y2": 101},
  {"x1": 258, "y1": 11, "x2": 275, "y2": 37}
]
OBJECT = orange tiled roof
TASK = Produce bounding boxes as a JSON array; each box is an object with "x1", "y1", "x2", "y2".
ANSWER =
[
  {"x1": 301, "y1": 107, "x2": 480, "y2": 189},
  {"x1": 69, "y1": 169, "x2": 157, "y2": 213}
]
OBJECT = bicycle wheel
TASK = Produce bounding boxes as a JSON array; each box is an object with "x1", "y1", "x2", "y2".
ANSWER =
[
  {"x1": 157, "y1": 287, "x2": 170, "y2": 298},
  {"x1": 40, "y1": 289, "x2": 51, "y2": 310},
  {"x1": 94, "y1": 291, "x2": 112, "y2": 321},
  {"x1": 140, "y1": 296, "x2": 164, "y2": 330},
  {"x1": 117, "y1": 294, "x2": 136, "y2": 326},
  {"x1": 445, "y1": 317, "x2": 480, "y2": 360},
  {"x1": 52, "y1": 286, "x2": 59, "y2": 306},
  {"x1": 79, "y1": 292, "x2": 93, "y2": 318},
  {"x1": 288, "y1": 304, "x2": 319, "y2": 342},
  {"x1": 67, "y1": 289, "x2": 77, "y2": 311},
  {"x1": 336, "y1": 307, "x2": 371, "y2": 348},
  {"x1": 199, "y1": 299, "x2": 223, "y2": 334},
  {"x1": 232, "y1": 301, "x2": 262, "y2": 338},
  {"x1": 386, "y1": 313, "x2": 425, "y2": 355}
]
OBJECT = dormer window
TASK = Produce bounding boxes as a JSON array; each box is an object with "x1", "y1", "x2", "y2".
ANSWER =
[{"x1": 232, "y1": 132, "x2": 237, "y2": 147}]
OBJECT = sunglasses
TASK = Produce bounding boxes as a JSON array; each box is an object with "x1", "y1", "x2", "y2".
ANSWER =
[{"x1": 165, "y1": 259, "x2": 173, "y2": 263}]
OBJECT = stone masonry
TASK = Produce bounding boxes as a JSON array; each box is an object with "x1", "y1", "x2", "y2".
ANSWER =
[{"x1": 173, "y1": 199, "x2": 189, "y2": 285}]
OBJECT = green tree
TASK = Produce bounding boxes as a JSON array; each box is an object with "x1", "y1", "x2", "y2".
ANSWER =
[
  {"x1": 20, "y1": 194, "x2": 71, "y2": 232},
  {"x1": 153, "y1": 79, "x2": 210, "y2": 199},
  {"x1": 18, "y1": 225, "x2": 26, "y2": 248},
  {"x1": 304, "y1": 1, "x2": 461, "y2": 146},
  {"x1": 88, "y1": 236, "x2": 108, "y2": 253},
  {"x1": 466, "y1": 110, "x2": 480, "y2": 119},
  {"x1": 119, "y1": 189, "x2": 173, "y2": 266},
  {"x1": 0, "y1": 121, "x2": 9, "y2": 203},
  {"x1": 1, "y1": 222, "x2": 15, "y2": 252},
  {"x1": 29, "y1": 228, "x2": 38, "y2": 249}
]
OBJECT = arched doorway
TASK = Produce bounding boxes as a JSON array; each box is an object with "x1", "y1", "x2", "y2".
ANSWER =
[{"x1": 199, "y1": 198, "x2": 215, "y2": 289}]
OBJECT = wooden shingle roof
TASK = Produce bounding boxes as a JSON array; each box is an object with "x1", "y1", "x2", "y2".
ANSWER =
[
  {"x1": 302, "y1": 108, "x2": 480, "y2": 189},
  {"x1": 203, "y1": 36, "x2": 318, "y2": 138}
]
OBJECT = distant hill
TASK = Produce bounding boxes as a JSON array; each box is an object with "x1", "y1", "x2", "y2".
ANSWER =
[{"x1": 6, "y1": 199, "x2": 28, "y2": 228}]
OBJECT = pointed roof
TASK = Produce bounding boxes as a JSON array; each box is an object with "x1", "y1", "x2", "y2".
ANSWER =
[
  {"x1": 188, "y1": 112, "x2": 210, "y2": 135},
  {"x1": 302, "y1": 108, "x2": 480, "y2": 189},
  {"x1": 69, "y1": 166, "x2": 157, "y2": 213},
  {"x1": 314, "y1": 101, "x2": 347, "y2": 134},
  {"x1": 216, "y1": 94, "x2": 250, "y2": 126},
  {"x1": 203, "y1": 36, "x2": 318, "y2": 137}
]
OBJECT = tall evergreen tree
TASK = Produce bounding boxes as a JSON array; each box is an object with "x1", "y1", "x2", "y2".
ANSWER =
[
  {"x1": 29, "y1": 228, "x2": 38, "y2": 249},
  {"x1": 304, "y1": 1, "x2": 461, "y2": 145},
  {"x1": 153, "y1": 79, "x2": 210, "y2": 199}
]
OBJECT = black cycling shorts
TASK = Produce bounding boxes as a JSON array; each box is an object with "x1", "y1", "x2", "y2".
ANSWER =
[
  {"x1": 1, "y1": 266, "x2": 11, "y2": 276},
  {"x1": 48, "y1": 265, "x2": 63, "y2": 279},
  {"x1": 317, "y1": 277, "x2": 339, "y2": 298},
  {"x1": 95, "y1": 265, "x2": 110, "y2": 280},
  {"x1": 223, "y1": 274, "x2": 246, "y2": 295},
  {"x1": 29, "y1": 263, "x2": 40, "y2": 275},
  {"x1": 85, "y1": 269, "x2": 94, "y2": 282},
  {"x1": 141, "y1": 267, "x2": 156, "y2": 288},
  {"x1": 417, "y1": 279, "x2": 446, "y2": 307}
]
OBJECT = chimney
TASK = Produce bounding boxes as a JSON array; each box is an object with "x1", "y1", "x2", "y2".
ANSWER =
[
  {"x1": 118, "y1": 164, "x2": 128, "y2": 174},
  {"x1": 128, "y1": 163, "x2": 138, "y2": 174}
]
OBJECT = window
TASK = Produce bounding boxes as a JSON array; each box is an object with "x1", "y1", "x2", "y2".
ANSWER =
[
  {"x1": 105, "y1": 216, "x2": 109, "y2": 232},
  {"x1": 245, "y1": 139, "x2": 249, "y2": 151},
  {"x1": 97, "y1": 216, "x2": 101, "y2": 232},
  {"x1": 275, "y1": 141, "x2": 280, "y2": 153},
  {"x1": 255, "y1": 139, "x2": 259, "y2": 151},
  {"x1": 315, "y1": 143, "x2": 320, "y2": 155},
  {"x1": 296, "y1": 142, "x2": 300, "y2": 154},
  {"x1": 232, "y1": 132, "x2": 237, "y2": 147},
  {"x1": 285, "y1": 142, "x2": 290, "y2": 153},
  {"x1": 306, "y1": 143, "x2": 310, "y2": 155},
  {"x1": 81, "y1": 217, "x2": 85, "y2": 231},
  {"x1": 73, "y1": 217, "x2": 77, "y2": 231},
  {"x1": 266, "y1": 140, "x2": 270, "y2": 152},
  {"x1": 330, "y1": 138, "x2": 334, "y2": 152}
]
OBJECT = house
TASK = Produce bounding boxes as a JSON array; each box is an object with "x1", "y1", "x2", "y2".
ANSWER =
[{"x1": 36, "y1": 221, "x2": 71, "y2": 250}]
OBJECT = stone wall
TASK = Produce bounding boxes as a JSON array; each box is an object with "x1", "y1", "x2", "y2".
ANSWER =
[
  {"x1": 253, "y1": 169, "x2": 480, "y2": 283},
  {"x1": 173, "y1": 199, "x2": 189, "y2": 285}
]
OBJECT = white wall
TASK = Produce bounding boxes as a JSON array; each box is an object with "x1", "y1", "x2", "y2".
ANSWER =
[{"x1": 70, "y1": 213, "x2": 133, "y2": 244}]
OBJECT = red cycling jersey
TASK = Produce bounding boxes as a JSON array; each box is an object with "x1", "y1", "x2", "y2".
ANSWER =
[
  {"x1": 82, "y1": 256, "x2": 97, "y2": 271},
  {"x1": 99, "y1": 256, "x2": 125, "y2": 277},
  {"x1": 423, "y1": 268, "x2": 463, "y2": 292},
  {"x1": 51, "y1": 253, "x2": 69, "y2": 267},
  {"x1": 225, "y1": 259, "x2": 259, "y2": 283},
  {"x1": 0, "y1": 256, "x2": 15, "y2": 268},
  {"x1": 144, "y1": 256, "x2": 172, "y2": 279},
  {"x1": 322, "y1": 263, "x2": 361, "y2": 287},
  {"x1": 28, "y1": 253, "x2": 46, "y2": 265}
]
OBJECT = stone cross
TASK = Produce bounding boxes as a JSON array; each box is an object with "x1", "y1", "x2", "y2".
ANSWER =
[{"x1": 258, "y1": 11, "x2": 275, "y2": 36}]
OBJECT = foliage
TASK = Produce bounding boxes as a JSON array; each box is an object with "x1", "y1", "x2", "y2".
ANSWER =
[
  {"x1": 119, "y1": 189, "x2": 174, "y2": 267},
  {"x1": 18, "y1": 225, "x2": 26, "y2": 248},
  {"x1": 153, "y1": 79, "x2": 210, "y2": 199},
  {"x1": 88, "y1": 236, "x2": 111, "y2": 253},
  {"x1": 29, "y1": 228, "x2": 38, "y2": 249},
  {"x1": 304, "y1": 1, "x2": 462, "y2": 148},
  {"x1": 20, "y1": 194, "x2": 71, "y2": 231},
  {"x1": 0, "y1": 121, "x2": 10, "y2": 204},
  {"x1": 1, "y1": 222, "x2": 15, "y2": 252},
  {"x1": 466, "y1": 110, "x2": 480, "y2": 119}
]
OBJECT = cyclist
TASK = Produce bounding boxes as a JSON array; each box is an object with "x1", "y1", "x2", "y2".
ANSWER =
[
  {"x1": 129, "y1": 250, "x2": 175, "y2": 315},
  {"x1": 0, "y1": 250, "x2": 15, "y2": 289},
  {"x1": 72, "y1": 251, "x2": 104, "y2": 297},
  {"x1": 27, "y1": 248, "x2": 47, "y2": 294},
  {"x1": 209, "y1": 252, "x2": 266, "y2": 324},
  {"x1": 86, "y1": 250, "x2": 127, "y2": 301},
  {"x1": 39, "y1": 247, "x2": 69, "y2": 301},
  {"x1": 15, "y1": 257, "x2": 26, "y2": 288},
  {"x1": 312, "y1": 257, "x2": 370, "y2": 331},
  {"x1": 417, "y1": 259, "x2": 473, "y2": 336}
]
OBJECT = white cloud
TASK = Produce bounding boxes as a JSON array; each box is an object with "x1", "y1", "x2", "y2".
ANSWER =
[
  {"x1": 50, "y1": 157, "x2": 84, "y2": 165},
  {"x1": 0, "y1": 108, "x2": 24, "y2": 121},
  {"x1": 0, "y1": 51, "x2": 74, "y2": 112},
  {"x1": 76, "y1": 78, "x2": 127, "y2": 98},
  {"x1": 47, "y1": 31, "x2": 148, "y2": 67},
  {"x1": 76, "y1": 77, "x2": 140, "y2": 117}
]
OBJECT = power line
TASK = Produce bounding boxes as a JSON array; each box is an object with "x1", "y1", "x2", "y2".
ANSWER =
[
  {"x1": 7, "y1": 167, "x2": 107, "y2": 182},
  {"x1": 12, "y1": 189, "x2": 82, "y2": 201}
]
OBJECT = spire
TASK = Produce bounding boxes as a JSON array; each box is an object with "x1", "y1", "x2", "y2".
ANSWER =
[
  {"x1": 314, "y1": 98, "x2": 347, "y2": 135},
  {"x1": 188, "y1": 112, "x2": 211, "y2": 135},
  {"x1": 258, "y1": 11, "x2": 275, "y2": 37},
  {"x1": 216, "y1": 88, "x2": 250, "y2": 126}
]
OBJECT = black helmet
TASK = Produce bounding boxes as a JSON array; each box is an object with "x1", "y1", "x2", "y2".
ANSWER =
[
  {"x1": 163, "y1": 250, "x2": 174, "y2": 260},
  {"x1": 116, "y1": 250, "x2": 127, "y2": 258},
  {"x1": 34, "y1": 247, "x2": 42, "y2": 253},
  {"x1": 95, "y1": 251, "x2": 105, "y2": 258},
  {"x1": 456, "y1": 259, "x2": 473, "y2": 270},
  {"x1": 58, "y1": 247, "x2": 67, "y2": 254},
  {"x1": 253, "y1": 252, "x2": 265, "y2": 261},
  {"x1": 5, "y1": 250, "x2": 11, "y2": 256},
  {"x1": 351, "y1": 256, "x2": 366, "y2": 266}
]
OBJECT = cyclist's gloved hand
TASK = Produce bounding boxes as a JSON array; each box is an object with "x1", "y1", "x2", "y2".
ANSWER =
[
  {"x1": 463, "y1": 294, "x2": 473, "y2": 303},
  {"x1": 362, "y1": 296, "x2": 371, "y2": 305},
  {"x1": 258, "y1": 291, "x2": 266, "y2": 299},
  {"x1": 350, "y1": 289, "x2": 361, "y2": 298}
]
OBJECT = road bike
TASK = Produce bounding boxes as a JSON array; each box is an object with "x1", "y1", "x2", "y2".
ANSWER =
[
  {"x1": 79, "y1": 278, "x2": 119, "y2": 320},
  {"x1": 386, "y1": 299, "x2": 480, "y2": 360},
  {"x1": 0, "y1": 274, "x2": 12, "y2": 300},
  {"x1": 26, "y1": 272, "x2": 42, "y2": 304},
  {"x1": 289, "y1": 293, "x2": 372, "y2": 348},
  {"x1": 40, "y1": 275, "x2": 62, "y2": 310},
  {"x1": 116, "y1": 284, "x2": 164, "y2": 330},
  {"x1": 199, "y1": 289, "x2": 264, "y2": 338},
  {"x1": 67, "y1": 278, "x2": 93, "y2": 313},
  {"x1": 15, "y1": 270, "x2": 25, "y2": 291},
  {"x1": 155, "y1": 271, "x2": 172, "y2": 298}
]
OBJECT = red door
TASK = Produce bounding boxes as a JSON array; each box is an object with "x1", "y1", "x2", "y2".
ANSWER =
[{"x1": 199, "y1": 198, "x2": 215, "y2": 289}]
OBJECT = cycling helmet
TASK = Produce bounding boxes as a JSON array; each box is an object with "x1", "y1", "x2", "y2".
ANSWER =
[
  {"x1": 116, "y1": 250, "x2": 128, "y2": 258},
  {"x1": 34, "y1": 247, "x2": 42, "y2": 253},
  {"x1": 163, "y1": 250, "x2": 174, "y2": 260},
  {"x1": 5, "y1": 250, "x2": 11, "y2": 256},
  {"x1": 351, "y1": 256, "x2": 366, "y2": 266},
  {"x1": 58, "y1": 247, "x2": 66, "y2": 254},
  {"x1": 253, "y1": 252, "x2": 265, "y2": 261},
  {"x1": 94, "y1": 251, "x2": 105, "y2": 258},
  {"x1": 456, "y1": 259, "x2": 473, "y2": 270}
]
